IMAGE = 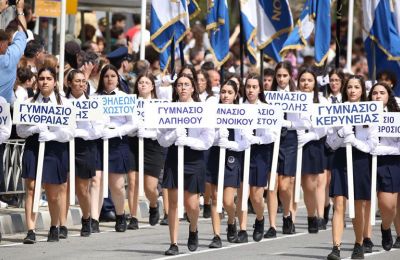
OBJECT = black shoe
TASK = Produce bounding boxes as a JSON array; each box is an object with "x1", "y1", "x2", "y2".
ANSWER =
[
  {"x1": 324, "y1": 204, "x2": 331, "y2": 225},
  {"x1": 209, "y1": 235, "x2": 222, "y2": 248},
  {"x1": 59, "y1": 226, "x2": 68, "y2": 239},
  {"x1": 264, "y1": 227, "x2": 277, "y2": 238},
  {"x1": 351, "y1": 243, "x2": 364, "y2": 259},
  {"x1": 127, "y1": 217, "x2": 139, "y2": 230},
  {"x1": 307, "y1": 216, "x2": 319, "y2": 234},
  {"x1": 252, "y1": 217, "x2": 264, "y2": 242},
  {"x1": 318, "y1": 218, "x2": 327, "y2": 230},
  {"x1": 381, "y1": 225, "x2": 393, "y2": 251},
  {"x1": 282, "y1": 214, "x2": 295, "y2": 234},
  {"x1": 227, "y1": 221, "x2": 238, "y2": 243},
  {"x1": 236, "y1": 230, "x2": 248, "y2": 243},
  {"x1": 393, "y1": 236, "x2": 400, "y2": 248},
  {"x1": 99, "y1": 210, "x2": 116, "y2": 222},
  {"x1": 115, "y1": 214, "x2": 127, "y2": 232},
  {"x1": 81, "y1": 217, "x2": 91, "y2": 237},
  {"x1": 203, "y1": 204, "x2": 211, "y2": 218},
  {"x1": 277, "y1": 204, "x2": 283, "y2": 214},
  {"x1": 165, "y1": 243, "x2": 179, "y2": 255},
  {"x1": 23, "y1": 230, "x2": 36, "y2": 244},
  {"x1": 149, "y1": 204, "x2": 160, "y2": 226},
  {"x1": 160, "y1": 214, "x2": 169, "y2": 226},
  {"x1": 327, "y1": 245, "x2": 341, "y2": 260},
  {"x1": 47, "y1": 226, "x2": 59, "y2": 242},
  {"x1": 362, "y1": 237, "x2": 373, "y2": 253},
  {"x1": 187, "y1": 229, "x2": 199, "y2": 252},
  {"x1": 91, "y1": 219, "x2": 100, "y2": 233}
]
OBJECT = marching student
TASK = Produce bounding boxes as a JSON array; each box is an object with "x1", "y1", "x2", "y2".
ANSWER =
[
  {"x1": 327, "y1": 75, "x2": 378, "y2": 260},
  {"x1": 368, "y1": 82, "x2": 400, "y2": 251},
  {"x1": 65, "y1": 69, "x2": 102, "y2": 236},
  {"x1": 266, "y1": 61, "x2": 301, "y2": 238},
  {"x1": 18, "y1": 67, "x2": 74, "y2": 243},
  {"x1": 323, "y1": 69, "x2": 345, "y2": 226},
  {"x1": 296, "y1": 68, "x2": 328, "y2": 233},
  {"x1": 196, "y1": 70, "x2": 213, "y2": 102},
  {"x1": 236, "y1": 73, "x2": 278, "y2": 243},
  {"x1": 158, "y1": 74, "x2": 214, "y2": 255},
  {"x1": 206, "y1": 80, "x2": 250, "y2": 247},
  {"x1": 94, "y1": 64, "x2": 136, "y2": 233},
  {"x1": 128, "y1": 72, "x2": 166, "y2": 227},
  {"x1": 0, "y1": 96, "x2": 12, "y2": 243}
]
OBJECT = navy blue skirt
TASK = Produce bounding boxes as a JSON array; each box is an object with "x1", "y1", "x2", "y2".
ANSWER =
[
  {"x1": 162, "y1": 145, "x2": 205, "y2": 193},
  {"x1": 22, "y1": 134, "x2": 69, "y2": 185},
  {"x1": 244, "y1": 143, "x2": 273, "y2": 187},
  {"x1": 206, "y1": 146, "x2": 242, "y2": 188},
  {"x1": 302, "y1": 139, "x2": 326, "y2": 174},
  {"x1": 377, "y1": 155, "x2": 400, "y2": 193},
  {"x1": 329, "y1": 147, "x2": 372, "y2": 200},
  {"x1": 278, "y1": 130, "x2": 297, "y2": 177},
  {"x1": 75, "y1": 138, "x2": 96, "y2": 179},
  {"x1": 322, "y1": 136, "x2": 335, "y2": 170},
  {"x1": 95, "y1": 136, "x2": 131, "y2": 174},
  {"x1": 128, "y1": 136, "x2": 166, "y2": 177}
]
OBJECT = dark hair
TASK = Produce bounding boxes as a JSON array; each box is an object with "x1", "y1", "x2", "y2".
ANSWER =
[
  {"x1": 172, "y1": 74, "x2": 200, "y2": 102},
  {"x1": 220, "y1": 79, "x2": 239, "y2": 104},
  {"x1": 377, "y1": 70, "x2": 397, "y2": 87},
  {"x1": 242, "y1": 73, "x2": 266, "y2": 103},
  {"x1": 297, "y1": 67, "x2": 320, "y2": 103},
  {"x1": 65, "y1": 69, "x2": 89, "y2": 98},
  {"x1": 368, "y1": 82, "x2": 400, "y2": 112},
  {"x1": 342, "y1": 75, "x2": 367, "y2": 102},
  {"x1": 327, "y1": 68, "x2": 345, "y2": 96},
  {"x1": 33, "y1": 67, "x2": 62, "y2": 104},
  {"x1": 271, "y1": 61, "x2": 296, "y2": 92},
  {"x1": 17, "y1": 67, "x2": 35, "y2": 84},
  {"x1": 79, "y1": 24, "x2": 96, "y2": 42},
  {"x1": 263, "y1": 68, "x2": 275, "y2": 77},
  {"x1": 201, "y1": 61, "x2": 215, "y2": 71},
  {"x1": 24, "y1": 40, "x2": 44, "y2": 58},
  {"x1": 197, "y1": 69, "x2": 213, "y2": 97},
  {"x1": 179, "y1": 64, "x2": 198, "y2": 83},
  {"x1": 133, "y1": 72, "x2": 158, "y2": 99},
  {"x1": 96, "y1": 64, "x2": 123, "y2": 94},
  {"x1": 227, "y1": 74, "x2": 244, "y2": 98},
  {"x1": 132, "y1": 14, "x2": 141, "y2": 25},
  {"x1": 112, "y1": 13, "x2": 126, "y2": 26}
]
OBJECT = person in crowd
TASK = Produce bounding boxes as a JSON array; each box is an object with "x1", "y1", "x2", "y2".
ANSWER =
[
  {"x1": 206, "y1": 79, "x2": 250, "y2": 247},
  {"x1": 327, "y1": 75, "x2": 378, "y2": 260},
  {"x1": 14, "y1": 66, "x2": 35, "y2": 101},
  {"x1": 368, "y1": 83, "x2": 400, "y2": 251},
  {"x1": 196, "y1": 70, "x2": 213, "y2": 102},
  {"x1": 158, "y1": 74, "x2": 214, "y2": 255},
  {"x1": 107, "y1": 46, "x2": 134, "y2": 94},
  {"x1": 23, "y1": 40, "x2": 45, "y2": 73},
  {"x1": 263, "y1": 68, "x2": 274, "y2": 91},
  {"x1": 18, "y1": 67, "x2": 74, "y2": 243}
]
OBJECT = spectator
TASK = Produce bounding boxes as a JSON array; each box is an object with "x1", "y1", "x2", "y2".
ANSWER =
[
  {"x1": 111, "y1": 13, "x2": 126, "y2": 31},
  {"x1": 14, "y1": 66, "x2": 35, "y2": 101},
  {"x1": 0, "y1": 0, "x2": 27, "y2": 103},
  {"x1": 107, "y1": 46, "x2": 134, "y2": 93},
  {"x1": 23, "y1": 39, "x2": 45, "y2": 73}
]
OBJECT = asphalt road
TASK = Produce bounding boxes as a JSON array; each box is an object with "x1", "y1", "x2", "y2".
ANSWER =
[{"x1": 1, "y1": 206, "x2": 400, "y2": 260}]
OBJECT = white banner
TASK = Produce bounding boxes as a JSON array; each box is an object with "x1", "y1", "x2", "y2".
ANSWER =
[
  {"x1": 216, "y1": 104, "x2": 258, "y2": 129},
  {"x1": 136, "y1": 98, "x2": 170, "y2": 119},
  {"x1": 312, "y1": 101, "x2": 383, "y2": 127},
  {"x1": 256, "y1": 104, "x2": 284, "y2": 128},
  {"x1": 377, "y1": 112, "x2": 400, "y2": 137},
  {"x1": 96, "y1": 94, "x2": 137, "y2": 116},
  {"x1": 0, "y1": 103, "x2": 11, "y2": 125},
  {"x1": 264, "y1": 91, "x2": 313, "y2": 113},
  {"x1": 71, "y1": 98, "x2": 104, "y2": 121},
  {"x1": 13, "y1": 102, "x2": 76, "y2": 126},
  {"x1": 144, "y1": 102, "x2": 215, "y2": 128}
]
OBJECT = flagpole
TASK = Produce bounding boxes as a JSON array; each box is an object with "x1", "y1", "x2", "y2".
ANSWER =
[
  {"x1": 238, "y1": 0, "x2": 244, "y2": 80},
  {"x1": 139, "y1": 0, "x2": 147, "y2": 60},
  {"x1": 170, "y1": 38, "x2": 175, "y2": 80},
  {"x1": 345, "y1": 0, "x2": 354, "y2": 72},
  {"x1": 335, "y1": 0, "x2": 342, "y2": 68},
  {"x1": 260, "y1": 50, "x2": 264, "y2": 87}
]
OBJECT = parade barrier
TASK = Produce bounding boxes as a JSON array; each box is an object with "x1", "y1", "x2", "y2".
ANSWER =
[
  {"x1": 70, "y1": 99, "x2": 103, "y2": 204},
  {"x1": 13, "y1": 102, "x2": 76, "y2": 213},
  {"x1": 370, "y1": 112, "x2": 400, "y2": 225},
  {"x1": 144, "y1": 102, "x2": 214, "y2": 218},
  {"x1": 136, "y1": 99, "x2": 169, "y2": 197},
  {"x1": 312, "y1": 101, "x2": 383, "y2": 218},
  {"x1": 264, "y1": 91, "x2": 313, "y2": 195},
  {"x1": 95, "y1": 95, "x2": 137, "y2": 198}
]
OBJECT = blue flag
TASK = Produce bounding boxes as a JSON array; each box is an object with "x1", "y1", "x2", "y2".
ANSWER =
[
  {"x1": 240, "y1": 0, "x2": 257, "y2": 64},
  {"x1": 150, "y1": 0, "x2": 190, "y2": 72},
  {"x1": 206, "y1": 0, "x2": 230, "y2": 67},
  {"x1": 363, "y1": 0, "x2": 400, "y2": 95},
  {"x1": 280, "y1": 0, "x2": 331, "y2": 66},
  {"x1": 188, "y1": 0, "x2": 201, "y2": 20}
]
